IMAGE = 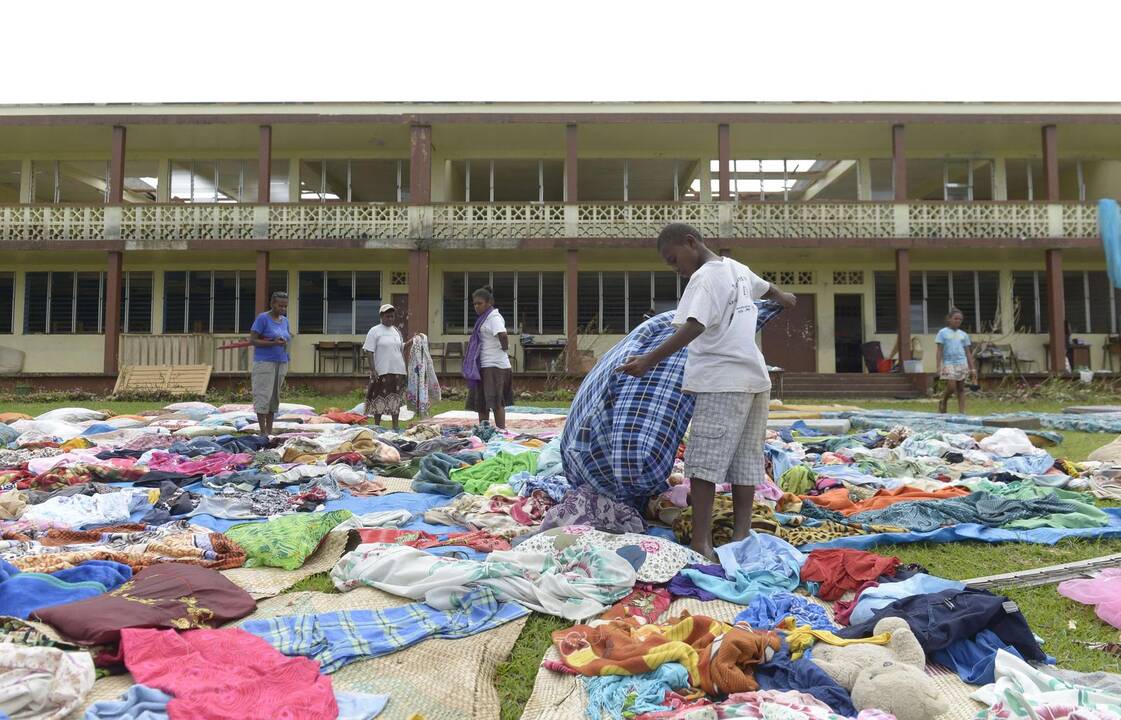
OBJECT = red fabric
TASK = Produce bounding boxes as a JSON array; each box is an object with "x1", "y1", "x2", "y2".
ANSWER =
[
  {"x1": 832, "y1": 580, "x2": 880, "y2": 625},
  {"x1": 121, "y1": 627, "x2": 336, "y2": 720},
  {"x1": 800, "y1": 549, "x2": 899, "y2": 601},
  {"x1": 484, "y1": 492, "x2": 555, "y2": 526},
  {"x1": 327, "y1": 452, "x2": 366, "y2": 466},
  {"x1": 601, "y1": 583, "x2": 672, "y2": 623},
  {"x1": 355, "y1": 528, "x2": 511, "y2": 552},
  {"x1": 804, "y1": 485, "x2": 970, "y2": 516},
  {"x1": 325, "y1": 411, "x2": 368, "y2": 425}
]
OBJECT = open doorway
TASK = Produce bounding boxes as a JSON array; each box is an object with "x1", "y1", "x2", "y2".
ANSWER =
[{"x1": 834, "y1": 294, "x2": 864, "y2": 373}]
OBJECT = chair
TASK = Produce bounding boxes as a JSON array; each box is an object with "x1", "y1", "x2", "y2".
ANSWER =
[
  {"x1": 1105, "y1": 336, "x2": 1121, "y2": 373},
  {"x1": 429, "y1": 342, "x2": 447, "y2": 373},
  {"x1": 314, "y1": 342, "x2": 336, "y2": 374},
  {"x1": 444, "y1": 342, "x2": 465, "y2": 374},
  {"x1": 993, "y1": 344, "x2": 1035, "y2": 375}
]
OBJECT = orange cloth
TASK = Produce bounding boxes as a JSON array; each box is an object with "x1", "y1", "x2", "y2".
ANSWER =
[
  {"x1": 0, "y1": 412, "x2": 31, "y2": 424},
  {"x1": 804, "y1": 485, "x2": 970, "y2": 516},
  {"x1": 553, "y1": 612, "x2": 779, "y2": 693}
]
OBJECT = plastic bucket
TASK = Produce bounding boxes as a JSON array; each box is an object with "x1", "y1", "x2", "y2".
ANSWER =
[{"x1": 1080, "y1": 369, "x2": 1094, "y2": 383}]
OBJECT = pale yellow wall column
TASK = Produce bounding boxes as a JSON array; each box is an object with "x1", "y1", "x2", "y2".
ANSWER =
[
  {"x1": 150, "y1": 270, "x2": 165, "y2": 334},
  {"x1": 441, "y1": 159, "x2": 453, "y2": 204},
  {"x1": 816, "y1": 280, "x2": 836, "y2": 373},
  {"x1": 156, "y1": 159, "x2": 171, "y2": 202},
  {"x1": 699, "y1": 158, "x2": 712, "y2": 201},
  {"x1": 430, "y1": 152, "x2": 447, "y2": 202},
  {"x1": 11, "y1": 272, "x2": 24, "y2": 336},
  {"x1": 856, "y1": 158, "x2": 873, "y2": 201},
  {"x1": 998, "y1": 268, "x2": 1015, "y2": 336},
  {"x1": 992, "y1": 158, "x2": 1008, "y2": 201},
  {"x1": 18, "y1": 160, "x2": 31, "y2": 203},
  {"x1": 288, "y1": 158, "x2": 301, "y2": 202}
]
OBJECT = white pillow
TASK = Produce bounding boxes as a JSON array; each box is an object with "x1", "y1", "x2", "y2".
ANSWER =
[{"x1": 36, "y1": 408, "x2": 107, "y2": 423}]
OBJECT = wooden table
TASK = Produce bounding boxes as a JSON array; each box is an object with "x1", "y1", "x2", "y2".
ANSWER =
[{"x1": 1045, "y1": 343, "x2": 1091, "y2": 371}]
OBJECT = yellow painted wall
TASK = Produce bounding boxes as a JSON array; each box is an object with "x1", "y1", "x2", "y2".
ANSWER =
[{"x1": 0, "y1": 248, "x2": 1112, "y2": 376}]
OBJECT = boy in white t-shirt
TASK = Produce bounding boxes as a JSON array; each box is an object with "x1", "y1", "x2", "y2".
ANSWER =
[{"x1": 617, "y1": 223, "x2": 796, "y2": 559}]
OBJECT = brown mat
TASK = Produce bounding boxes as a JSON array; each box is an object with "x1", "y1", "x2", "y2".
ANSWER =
[
  {"x1": 220, "y1": 528, "x2": 349, "y2": 599},
  {"x1": 521, "y1": 594, "x2": 982, "y2": 720}
]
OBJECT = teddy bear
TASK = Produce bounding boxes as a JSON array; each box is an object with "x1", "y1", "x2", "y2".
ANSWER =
[{"x1": 811, "y1": 617, "x2": 947, "y2": 720}]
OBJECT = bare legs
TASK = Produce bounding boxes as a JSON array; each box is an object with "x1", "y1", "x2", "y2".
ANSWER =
[
  {"x1": 731, "y1": 484, "x2": 756, "y2": 542},
  {"x1": 938, "y1": 380, "x2": 965, "y2": 414},
  {"x1": 493, "y1": 405, "x2": 506, "y2": 431},
  {"x1": 688, "y1": 478, "x2": 716, "y2": 560},
  {"x1": 256, "y1": 412, "x2": 274, "y2": 438}
]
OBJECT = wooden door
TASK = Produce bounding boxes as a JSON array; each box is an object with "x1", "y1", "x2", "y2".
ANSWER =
[{"x1": 761, "y1": 293, "x2": 817, "y2": 372}]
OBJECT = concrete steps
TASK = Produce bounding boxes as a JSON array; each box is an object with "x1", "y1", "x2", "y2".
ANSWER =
[{"x1": 779, "y1": 372, "x2": 924, "y2": 399}]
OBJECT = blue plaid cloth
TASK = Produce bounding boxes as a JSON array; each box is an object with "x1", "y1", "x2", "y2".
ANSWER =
[
  {"x1": 561, "y1": 302, "x2": 783, "y2": 506},
  {"x1": 240, "y1": 587, "x2": 528, "y2": 673}
]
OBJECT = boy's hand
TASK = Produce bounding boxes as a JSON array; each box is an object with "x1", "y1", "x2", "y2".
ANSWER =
[{"x1": 616, "y1": 355, "x2": 654, "y2": 377}]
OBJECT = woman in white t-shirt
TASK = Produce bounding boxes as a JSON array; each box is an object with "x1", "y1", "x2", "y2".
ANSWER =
[
  {"x1": 463, "y1": 286, "x2": 513, "y2": 430},
  {"x1": 362, "y1": 303, "x2": 410, "y2": 430}
]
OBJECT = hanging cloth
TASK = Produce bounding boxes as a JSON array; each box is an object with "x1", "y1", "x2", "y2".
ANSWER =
[
  {"x1": 1100, "y1": 198, "x2": 1121, "y2": 289},
  {"x1": 406, "y1": 333, "x2": 441, "y2": 418}
]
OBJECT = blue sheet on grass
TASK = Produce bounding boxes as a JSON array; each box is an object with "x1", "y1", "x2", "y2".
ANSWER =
[{"x1": 798, "y1": 507, "x2": 1121, "y2": 551}]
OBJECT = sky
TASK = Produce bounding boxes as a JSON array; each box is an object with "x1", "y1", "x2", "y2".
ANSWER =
[{"x1": 5, "y1": 0, "x2": 1119, "y2": 104}]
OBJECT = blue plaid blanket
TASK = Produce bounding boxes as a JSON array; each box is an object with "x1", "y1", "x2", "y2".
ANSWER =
[
  {"x1": 561, "y1": 302, "x2": 783, "y2": 506},
  {"x1": 241, "y1": 587, "x2": 527, "y2": 673}
]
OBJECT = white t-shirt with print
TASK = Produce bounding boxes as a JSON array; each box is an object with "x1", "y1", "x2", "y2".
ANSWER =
[
  {"x1": 362, "y1": 324, "x2": 406, "y2": 376},
  {"x1": 479, "y1": 310, "x2": 512, "y2": 369},
  {"x1": 673, "y1": 257, "x2": 771, "y2": 393}
]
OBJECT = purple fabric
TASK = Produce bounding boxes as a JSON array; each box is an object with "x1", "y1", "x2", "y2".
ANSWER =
[
  {"x1": 667, "y1": 563, "x2": 727, "y2": 600},
  {"x1": 537, "y1": 485, "x2": 646, "y2": 535},
  {"x1": 462, "y1": 307, "x2": 494, "y2": 388}
]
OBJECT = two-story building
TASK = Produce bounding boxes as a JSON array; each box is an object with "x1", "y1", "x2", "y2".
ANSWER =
[{"x1": 0, "y1": 102, "x2": 1115, "y2": 390}]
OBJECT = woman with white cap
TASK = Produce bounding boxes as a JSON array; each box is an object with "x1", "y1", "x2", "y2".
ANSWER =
[{"x1": 362, "y1": 303, "x2": 410, "y2": 431}]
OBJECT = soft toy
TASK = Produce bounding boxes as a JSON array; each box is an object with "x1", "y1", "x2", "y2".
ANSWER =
[
  {"x1": 811, "y1": 617, "x2": 946, "y2": 720},
  {"x1": 852, "y1": 660, "x2": 947, "y2": 720}
]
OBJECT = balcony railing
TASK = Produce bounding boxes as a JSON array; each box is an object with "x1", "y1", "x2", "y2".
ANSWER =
[{"x1": 0, "y1": 201, "x2": 1100, "y2": 247}]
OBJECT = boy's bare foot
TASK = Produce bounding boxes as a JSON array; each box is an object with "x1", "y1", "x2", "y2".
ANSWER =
[
  {"x1": 690, "y1": 541, "x2": 717, "y2": 562},
  {"x1": 730, "y1": 530, "x2": 750, "y2": 543}
]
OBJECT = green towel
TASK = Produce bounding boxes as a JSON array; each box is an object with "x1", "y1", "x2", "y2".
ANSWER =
[
  {"x1": 451, "y1": 451, "x2": 538, "y2": 495},
  {"x1": 779, "y1": 465, "x2": 816, "y2": 495}
]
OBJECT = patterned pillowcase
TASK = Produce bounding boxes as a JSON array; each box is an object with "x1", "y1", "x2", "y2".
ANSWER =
[
  {"x1": 514, "y1": 526, "x2": 705, "y2": 583},
  {"x1": 225, "y1": 510, "x2": 352, "y2": 570}
]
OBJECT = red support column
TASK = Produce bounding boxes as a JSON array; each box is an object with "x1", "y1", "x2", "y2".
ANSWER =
[
  {"x1": 566, "y1": 249, "x2": 579, "y2": 372},
  {"x1": 408, "y1": 250, "x2": 430, "y2": 337},
  {"x1": 258, "y1": 125, "x2": 272, "y2": 204},
  {"x1": 1042, "y1": 125, "x2": 1059, "y2": 202},
  {"x1": 409, "y1": 125, "x2": 432, "y2": 204},
  {"x1": 892, "y1": 124, "x2": 907, "y2": 201},
  {"x1": 103, "y1": 251, "x2": 123, "y2": 375},
  {"x1": 717, "y1": 123, "x2": 731, "y2": 201},
  {"x1": 565, "y1": 124, "x2": 578, "y2": 202},
  {"x1": 255, "y1": 251, "x2": 269, "y2": 315},
  {"x1": 1045, "y1": 248, "x2": 1066, "y2": 374},
  {"x1": 109, "y1": 126, "x2": 126, "y2": 204},
  {"x1": 895, "y1": 249, "x2": 911, "y2": 363}
]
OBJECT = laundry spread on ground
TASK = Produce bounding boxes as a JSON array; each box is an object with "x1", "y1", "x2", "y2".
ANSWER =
[{"x1": 1, "y1": 390, "x2": 1120, "y2": 720}]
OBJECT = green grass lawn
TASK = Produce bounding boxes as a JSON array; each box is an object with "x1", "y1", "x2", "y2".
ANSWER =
[{"x1": 3, "y1": 391, "x2": 1120, "y2": 717}]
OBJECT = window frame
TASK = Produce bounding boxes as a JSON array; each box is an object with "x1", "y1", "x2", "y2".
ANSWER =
[
  {"x1": 298, "y1": 270, "x2": 382, "y2": 335},
  {"x1": 576, "y1": 270, "x2": 682, "y2": 334},
  {"x1": 442, "y1": 271, "x2": 566, "y2": 335}
]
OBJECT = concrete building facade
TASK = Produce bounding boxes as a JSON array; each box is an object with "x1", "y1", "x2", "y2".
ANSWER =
[{"x1": 0, "y1": 102, "x2": 1116, "y2": 383}]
